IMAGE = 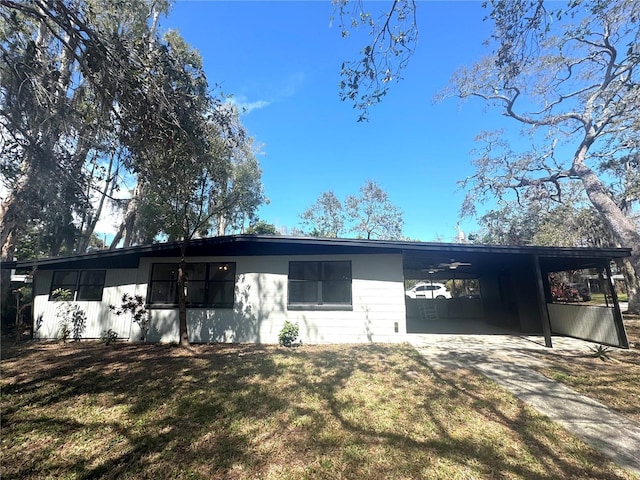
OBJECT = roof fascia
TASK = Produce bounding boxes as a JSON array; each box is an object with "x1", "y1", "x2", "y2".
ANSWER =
[{"x1": 0, "y1": 235, "x2": 631, "y2": 270}]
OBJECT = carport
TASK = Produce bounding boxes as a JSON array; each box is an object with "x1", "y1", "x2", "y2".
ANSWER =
[{"x1": 401, "y1": 243, "x2": 631, "y2": 348}]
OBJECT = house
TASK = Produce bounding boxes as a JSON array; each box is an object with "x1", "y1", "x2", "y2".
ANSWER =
[{"x1": 1, "y1": 235, "x2": 631, "y2": 347}]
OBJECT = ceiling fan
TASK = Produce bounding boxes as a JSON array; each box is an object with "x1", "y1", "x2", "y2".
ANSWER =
[{"x1": 437, "y1": 259, "x2": 472, "y2": 270}]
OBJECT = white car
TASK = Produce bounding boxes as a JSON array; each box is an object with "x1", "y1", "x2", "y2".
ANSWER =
[{"x1": 405, "y1": 282, "x2": 451, "y2": 299}]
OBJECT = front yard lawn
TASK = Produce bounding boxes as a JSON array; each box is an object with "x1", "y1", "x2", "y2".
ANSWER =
[{"x1": 1, "y1": 341, "x2": 637, "y2": 479}]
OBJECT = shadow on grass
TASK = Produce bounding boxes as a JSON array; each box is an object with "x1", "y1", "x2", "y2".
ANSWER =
[
  {"x1": 414, "y1": 351, "x2": 616, "y2": 479},
  {"x1": 294, "y1": 346, "x2": 631, "y2": 480},
  {"x1": 1, "y1": 341, "x2": 634, "y2": 479}
]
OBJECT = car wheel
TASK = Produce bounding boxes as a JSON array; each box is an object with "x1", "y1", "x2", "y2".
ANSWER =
[{"x1": 435, "y1": 295, "x2": 446, "y2": 299}]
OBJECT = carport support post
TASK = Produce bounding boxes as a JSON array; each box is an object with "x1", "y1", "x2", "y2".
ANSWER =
[
  {"x1": 604, "y1": 261, "x2": 629, "y2": 349},
  {"x1": 532, "y1": 256, "x2": 553, "y2": 348}
]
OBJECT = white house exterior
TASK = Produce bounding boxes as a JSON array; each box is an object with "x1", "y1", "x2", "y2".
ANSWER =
[
  {"x1": 4, "y1": 235, "x2": 632, "y2": 348},
  {"x1": 135, "y1": 253, "x2": 406, "y2": 344},
  {"x1": 28, "y1": 248, "x2": 407, "y2": 344}
]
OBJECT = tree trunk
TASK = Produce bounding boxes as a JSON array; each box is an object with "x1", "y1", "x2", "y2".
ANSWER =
[
  {"x1": 0, "y1": 197, "x2": 21, "y2": 261},
  {"x1": 77, "y1": 152, "x2": 115, "y2": 253},
  {"x1": 575, "y1": 162, "x2": 640, "y2": 313},
  {"x1": 0, "y1": 164, "x2": 36, "y2": 260},
  {"x1": 0, "y1": 240, "x2": 15, "y2": 327},
  {"x1": 177, "y1": 241, "x2": 190, "y2": 347},
  {"x1": 217, "y1": 215, "x2": 228, "y2": 236},
  {"x1": 1, "y1": 12, "x2": 79, "y2": 259},
  {"x1": 110, "y1": 182, "x2": 144, "y2": 249},
  {"x1": 619, "y1": 257, "x2": 640, "y2": 314}
]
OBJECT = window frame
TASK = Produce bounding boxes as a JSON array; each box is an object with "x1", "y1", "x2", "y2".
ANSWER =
[
  {"x1": 147, "y1": 262, "x2": 236, "y2": 309},
  {"x1": 49, "y1": 270, "x2": 106, "y2": 301},
  {"x1": 287, "y1": 260, "x2": 353, "y2": 310}
]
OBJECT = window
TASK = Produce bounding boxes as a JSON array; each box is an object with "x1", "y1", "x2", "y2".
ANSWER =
[
  {"x1": 149, "y1": 264, "x2": 178, "y2": 304},
  {"x1": 288, "y1": 261, "x2": 352, "y2": 308},
  {"x1": 148, "y1": 262, "x2": 236, "y2": 308},
  {"x1": 49, "y1": 270, "x2": 106, "y2": 301}
]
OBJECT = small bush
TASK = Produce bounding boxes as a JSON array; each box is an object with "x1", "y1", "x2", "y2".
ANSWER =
[
  {"x1": 101, "y1": 329, "x2": 118, "y2": 345},
  {"x1": 53, "y1": 288, "x2": 86, "y2": 342},
  {"x1": 588, "y1": 344, "x2": 612, "y2": 361},
  {"x1": 279, "y1": 320, "x2": 300, "y2": 347},
  {"x1": 59, "y1": 322, "x2": 71, "y2": 343}
]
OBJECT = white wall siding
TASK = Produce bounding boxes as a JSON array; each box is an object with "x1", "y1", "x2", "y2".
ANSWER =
[
  {"x1": 140, "y1": 253, "x2": 407, "y2": 344},
  {"x1": 33, "y1": 270, "x2": 57, "y2": 338},
  {"x1": 32, "y1": 254, "x2": 407, "y2": 344},
  {"x1": 33, "y1": 269, "x2": 139, "y2": 340},
  {"x1": 247, "y1": 254, "x2": 406, "y2": 344}
]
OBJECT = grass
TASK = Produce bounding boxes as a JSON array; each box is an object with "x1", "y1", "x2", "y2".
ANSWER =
[
  {"x1": 534, "y1": 314, "x2": 640, "y2": 423},
  {"x1": 585, "y1": 292, "x2": 629, "y2": 305},
  {"x1": 1, "y1": 341, "x2": 637, "y2": 479}
]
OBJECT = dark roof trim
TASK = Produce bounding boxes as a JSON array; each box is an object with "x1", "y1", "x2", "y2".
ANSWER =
[{"x1": 1, "y1": 234, "x2": 632, "y2": 270}]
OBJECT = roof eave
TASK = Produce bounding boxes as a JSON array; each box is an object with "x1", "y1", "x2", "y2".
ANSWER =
[{"x1": 0, "y1": 234, "x2": 632, "y2": 270}]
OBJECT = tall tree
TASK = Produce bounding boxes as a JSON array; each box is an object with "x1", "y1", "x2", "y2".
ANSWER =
[
  {"x1": 446, "y1": 0, "x2": 640, "y2": 312},
  {"x1": 346, "y1": 180, "x2": 403, "y2": 240},
  {"x1": 113, "y1": 105, "x2": 265, "y2": 244},
  {"x1": 115, "y1": 31, "x2": 258, "y2": 347},
  {"x1": 212, "y1": 130, "x2": 266, "y2": 236},
  {"x1": 137, "y1": 120, "x2": 231, "y2": 348},
  {"x1": 300, "y1": 191, "x2": 345, "y2": 238},
  {"x1": 0, "y1": 1, "x2": 265, "y2": 334},
  {"x1": 0, "y1": 0, "x2": 174, "y2": 259},
  {"x1": 301, "y1": 181, "x2": 404, "y2": 240},
  {"x1": 0, "y1": 0, "x2": 172, "y2": 324}
]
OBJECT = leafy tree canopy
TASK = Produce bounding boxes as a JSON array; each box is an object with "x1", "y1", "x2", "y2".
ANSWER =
[
  {"x1": 333, "y1": 0, "x2": 417, "y2": 122},
  {"x1": 300, "y1": 181, "x2": 404, "y2": 240},
  {"x1": 245, "y1": 220, "x2": 280, "y2": 235}
]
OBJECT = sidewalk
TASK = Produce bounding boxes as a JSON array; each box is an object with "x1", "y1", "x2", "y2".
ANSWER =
[{"x1": 409, "y1": 334, "x2": 640, "y2": 477}]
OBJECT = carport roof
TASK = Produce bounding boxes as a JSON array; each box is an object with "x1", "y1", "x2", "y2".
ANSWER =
[{"x1": 1, "y1": 234, "x2": 631, "y2": 272}]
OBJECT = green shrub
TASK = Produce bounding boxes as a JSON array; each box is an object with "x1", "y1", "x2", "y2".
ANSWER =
[
  {"x1": 279, "y1": 320, "x2": 300, "y2": 347},
  {"x1": 52, "y1": 288, "x2": 86, "y2": 342},
  {"x1": 100, "y1": 329, "x2": 118, "y2": 345},
  {"x1": 588, "y1": 344, "x2": 612, "y2": 361},
  {"x1": 59, "y1": 322, "x2": 71, "y2": 343}
]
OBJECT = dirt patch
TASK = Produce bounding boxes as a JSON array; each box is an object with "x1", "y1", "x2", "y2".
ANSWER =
[{"x1": 623, "y1": 315, "x2": 640, "y2": 348}]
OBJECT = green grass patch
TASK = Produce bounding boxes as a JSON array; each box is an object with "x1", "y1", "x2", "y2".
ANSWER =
[
  {"x1": 1, "y1": 341, "x2": 636, "y2": 479},
  {"x1": 587, "y1": 292, "x2": 629, "y2": 304}
]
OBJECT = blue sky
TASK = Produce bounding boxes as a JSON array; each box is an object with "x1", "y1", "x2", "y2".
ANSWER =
[{"x1": 162, "y1": 1, "x2": 502, "y2": 242}]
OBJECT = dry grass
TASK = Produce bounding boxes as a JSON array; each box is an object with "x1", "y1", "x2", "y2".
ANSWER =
[
  {"x1": 1, "y1": 341, "x2": 636, "y2": 480},
  {"x1": 535, "y1": 315, "x2": 640, "y2": 423}
]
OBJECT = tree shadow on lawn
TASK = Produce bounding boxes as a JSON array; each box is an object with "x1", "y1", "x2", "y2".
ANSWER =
[
  {"x1": 421, "y1": 359, "x2": 609, "y2": 478},
  {"x1": 1, "y1": 342, "x2": 635, "y2": 479},
  {"x1": 2, "y1": 342, "x2": 283, "y2": 479},
  {"x1": 532, "y1": 349, "x2": 640, "y2": 422},
  {"x1": 290, "y1": 346, "x2": 633, "y2": 480}
]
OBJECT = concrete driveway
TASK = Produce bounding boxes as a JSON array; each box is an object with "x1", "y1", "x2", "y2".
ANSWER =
[{"x1": 407, "y1": 332, "x2": 591, "y2": 369}]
